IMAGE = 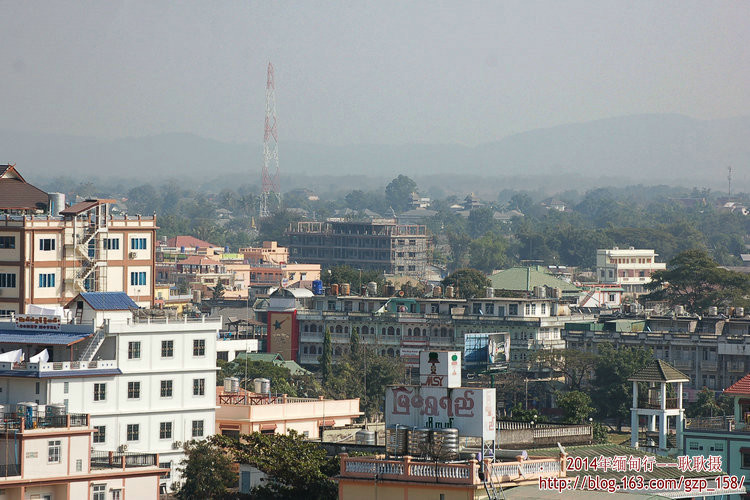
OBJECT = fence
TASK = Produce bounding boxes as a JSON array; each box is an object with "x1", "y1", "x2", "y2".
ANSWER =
[{"x1": 90, "y1": 451, "x2": 158, "y2": 470}]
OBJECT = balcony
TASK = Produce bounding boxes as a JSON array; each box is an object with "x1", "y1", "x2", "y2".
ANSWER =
[
  {"x1": 685, "y1": 416, "x2": 735, "y2": 432},
  {"x1": 672, "y1": 359, "x2": 694, "y2": 371},
  {"x1": 90, "y1": 451, "x2": 159, "y2": 470},
  {"x1": 701, "y1": 360, "x2": 718, "y2": 372},
  {"x1": 339, "y1": 453, "x2": 564, "y2": 486},
  {"x1": 0, "y1": 412, "x2": 89, "y2": 432}
]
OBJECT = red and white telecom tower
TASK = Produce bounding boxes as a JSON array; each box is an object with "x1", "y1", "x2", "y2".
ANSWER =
[{"x1": 260, "y1": 62, "x2": 281, "y2": 218}]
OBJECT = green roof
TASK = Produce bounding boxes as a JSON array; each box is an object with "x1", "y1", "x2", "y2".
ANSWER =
[
  {"x1": 628, "y1": 359, "x2": 690, "y2": 383},
  {"x1": 235, "y1": 352, "x2": 283, "y2": 363},
  {"x1": 279, "y1": 360, "x2": 311, "y2": 376},
  {"x1": 489, "y1": 266, "x2": 580, "y2": 294}
]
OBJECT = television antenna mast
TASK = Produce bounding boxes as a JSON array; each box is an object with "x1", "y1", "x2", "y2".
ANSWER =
[{"x1": 259, "y1": 62, "x2": 281, "y2": 218}]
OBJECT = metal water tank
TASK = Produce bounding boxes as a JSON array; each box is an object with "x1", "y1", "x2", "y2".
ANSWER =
[
  {"x1": 737, "y1": 307, "x2": 745, "y2": 317},
  {"x1": 37, "y1": 405, "x2": 46, "y2": 418},
  {"x1": 341, "y1": 283, "x2": 351, "y2": 296},
  {"x1": 48, "y1": 192, "x2": 66, "y2": 216},
  {"x1": 367, "y1": 281, "x2": 378, "y2": 296},
  {"x1": 674, "y1": 305, "x2": 685, "y2": 316},
  {"x1": 46, "y1": 403, "x2": 66, "y2": 416},
  {"x1": 312, "y1": 280, "x2": 324, "y2": 295},
  {"x1": 355, "y1": 429, "x2": 376, "y2": 445},
  {"x1": 224, "y1": 377, "x2": 240, "y2": 393},
  {"x1": 445, "y1": 286, "x2": 455, "y2": 298},
  {"x1": 432, "y1": 285, "x2": 442, "y2": 298},
  {"x1": 708, "y1": 306, "x2": 718, "y2": 316},
  {"x1": 408, "y1": 428, "x2": 431, "y2": 456},
  {"x1": 331, "y1": 284, "x2": 339, "y2": 296},
  {"x1": 17, "y1": 402, "x2": 38, "y2": 423},
  {"x1": 253, "y1": 378, "x2": 271, "y2": 394},
  {"x1": 485, "y1": 287, "x2": 494, "y2": 298},
  {"x1": 430, "y1": 428, "x2": 459, "y2": 459},
  {"x1": 386, "y1": 425, "x2": 409, "y2": 456}
]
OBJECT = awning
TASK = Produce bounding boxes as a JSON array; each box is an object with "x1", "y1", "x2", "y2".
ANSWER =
[{"x1": 259, "y1": 423, "x2": 277, "y2": 431}]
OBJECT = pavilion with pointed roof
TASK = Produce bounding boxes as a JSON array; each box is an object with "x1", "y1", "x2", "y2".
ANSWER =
[{"x1": 628, "y1": 359, "x2": 689, "y2": 453}]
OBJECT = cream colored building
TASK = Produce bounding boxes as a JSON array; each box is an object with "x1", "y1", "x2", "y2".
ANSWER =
[
  {"x1": 0, "y1": 412, "x2": 164, "y2": 500},
  {"x1": 216, "y1": 388, "x2": 361, "y2": 439},
  {"x1": 596, "y1": 247, "x2": 666, "y2": 294},
  {"x1": 0, "y1": 199, "x2": 156, "y2": 315},
  {"x1": 239, "y1": 241, "x2": 289, "y2": 266}
]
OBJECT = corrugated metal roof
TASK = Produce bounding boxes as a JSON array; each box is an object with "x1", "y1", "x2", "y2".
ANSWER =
[
  {"x1": 0, "y1": 330, "x2": 93, "y2": 346},
  {"x1": 76, "y1": 292, "x2": 139, "y2": 311},
  {"x1": 489, "y1": 267, "x2": 580, "y2": 293},
  {"x1": 59, "y1": 199, "x2": 115, "y2": 215}
]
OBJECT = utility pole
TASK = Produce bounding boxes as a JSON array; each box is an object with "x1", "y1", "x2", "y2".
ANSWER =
[{"x1": 728, "y1": 166, "x2": 733, "y2": 199}]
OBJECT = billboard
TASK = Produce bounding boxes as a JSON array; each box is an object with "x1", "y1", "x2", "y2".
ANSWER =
[
  {"x1": 464, "y1": 332, "x2": 510, "y2": 370},
  {"x1": 385, "y1": 385, "x2": 496, "y2": 440},
  {"x1": 267, "y1": 310, "x2": 298, "y2": 361},
  {"x1": 419, "y1": 351, "x2": 461, "y2": 388}
]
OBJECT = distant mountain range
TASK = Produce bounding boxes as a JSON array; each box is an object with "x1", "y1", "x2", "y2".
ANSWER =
[{"x1": 2, "y1": 113, "x2": 749, "y2": 193}]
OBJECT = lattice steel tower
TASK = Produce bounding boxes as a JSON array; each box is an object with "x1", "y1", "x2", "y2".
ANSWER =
[{"x1": 260, "y1": 62, "x2": 281, "y2": 218}]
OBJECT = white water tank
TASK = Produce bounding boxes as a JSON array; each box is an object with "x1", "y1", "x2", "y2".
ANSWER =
[
  {"x1": 46, "y1": 403, "x2": 66, "y2": 416},
  {"x1": 737, "y1": 307, "x2": 745, "y2": 317},
  {"x1": 224, "y1": 377, "x2": 240, "y2": 393},
  {"x1": 48, "y1": 192, "x2": 65, "y2": 216},
  {"x1": 253, "y1": 378, "x2": 270, "y2": 394},
  {"x1": 708, "y1": 306, "x2": 718, "y2": 316}
]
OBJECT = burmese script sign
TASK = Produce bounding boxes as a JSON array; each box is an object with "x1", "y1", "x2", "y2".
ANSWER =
[
  {"x1": 15, "y1": 315, "x2": 61, "y2": 330},
  {"x1": 385, "y1": 386, "x2": 496, "y2": 440},
  {"x1": 419, "y1": 350, "x2": 461, "y2": 388}
]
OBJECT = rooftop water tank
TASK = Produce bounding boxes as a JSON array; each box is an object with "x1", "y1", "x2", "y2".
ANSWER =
[
  {"x1": 408, "y1": 428, "x2": 431, "y2": 457},
  {"x1": 367, "y1": 281, "x2": 378, "y2": 296},
  {"x1": 253, "y1": 378, "x2": 270, "y2": 394},
  {"x1": 224, "y1": 377, "x2": 240, "y2": 393},
  {"x1": 355, "y1": 429, "x2": 376, "y2": 445},
  {"x1": 430, "y1": 428, "x2": 459, "y2": 460},
  {"x1": 312, "y1": 280, "x2": 324, "y2": 295}
]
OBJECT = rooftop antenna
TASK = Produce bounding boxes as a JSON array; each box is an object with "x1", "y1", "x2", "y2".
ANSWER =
[{"x1": 260, "y1": 62, "x2": 281, "y2": 218}]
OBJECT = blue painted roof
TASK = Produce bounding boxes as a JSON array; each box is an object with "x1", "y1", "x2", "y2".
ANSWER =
[
  {"x1": 77, "y1": 292, "x2": 139, "y2": 311},
  {"x1": 0, "y1": 330, "x2": 93, "y2": 346}
]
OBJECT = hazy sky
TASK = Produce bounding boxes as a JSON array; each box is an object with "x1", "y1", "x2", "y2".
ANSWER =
[{"x1": 2, "y1": 1, "x2": 748, "y2": 145}]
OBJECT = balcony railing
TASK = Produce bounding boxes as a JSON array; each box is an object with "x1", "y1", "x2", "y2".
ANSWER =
[
  {"x1": 0, "y1": 463, "x2": 20, "y2": 478},
  {"x1": 0, "y1": 412, "x2": 89, "y2": 431},
  {"x1": 701, "y1": 360, "x2": 718, "y2": 372},
  {"x1": 90, "y1": 451, "x2": 158, "y2": 470},
  {"x1": 339, "y1": 454, "x2": 565, "y2": 486},
  {"x1": 685, "y1": 416, "x2": 736, "y2": 432},
  {"x1": 642, "y1": 398, "x2": 680, "y2": 410},
  {"x1": 217, "y1": 392, "x2": 319, "y2": 406}
]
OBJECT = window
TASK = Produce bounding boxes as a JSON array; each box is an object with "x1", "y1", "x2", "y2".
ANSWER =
[
  {"x1": 541, "y1": 303, "x2": 546, "y2": 314},
  {"x1": 130, "y1": 271, "x2": 147, "y2": 286},
  {"x1": 128, "y1": 341, "x2": 141, "y2": 359},
  {"x1": 63, "y1": 382, "x2": 69, "y2": 394},
  {"x1": 509, "y1": 304, "x2": 518, "y2": 315},
  {"x1": 48, "y1": 440, "x2": 61, "y2": 463},
  {"x1": 485, "y1": 303, "x2": 495, "y2": 315},
  {"x1": 159, "y1": 462, "x2": 172, "y2": 480},
  {"x1": 112, "y1": 490, "x2": 122, "y2": 500},
  {"x1": 104, "y1": 238, "x2": 120, "y2": 250},
  {"x1": 35, "y1": 381, "x2": 40, "y2": 394},
  {"x1": 497, "y1": 305, "x2": 505, "y2": 316},
  {"x1": 76, "y1": 458, "x2": 83, "y2": 472},
  {"x1": 472, "y1": 303, "x2": 482, "y2": 314},
  {"x1": 93, "y1": 484, "x2": 106, "y2": 500},
  {"x1": 524, "y1": 303, "x2": 531, "y2": 315},
  {"x1": 93, "y1": 383, "x2": 106, "y2": 401},
  {"x1": 38, "y1": 273, "x2": 56, "y2": 288},
  {"x1": 39, "y1": 238, "x2": 55, "y2": 251},
  {"x1": 130, "y1": 237, "x2": 147, "y2": 250},
  {"x1": 159, "y1": 422, "x2": 172, "y2": 439},
  {"x1": 193, "y1": 378, "x2": 205, "y2": 396},
  {"x1": 0, "y1": 236, "x2": 15, "y2": 249},
  {"x1": 127, "y1": 381, "x2": 140, "y2": 399},
  {"x1": 160, "y1": 380, "x2": 173, "y2": 398},
  {"x1": 0, "y1": 273, "x2": 16, "y2": 288},
  {"x1": 531, "y1": 303, "x2": 536, "y2": 314},
  {"x1": 193, "y1": 339, "x2": 206, "y2": 356},
  {"x1": 192, "y1": 420, "x2": 204, "y2": 438},
  {"x1": 161, "y1": 340, "x2": 174, "y2": 358},
  {"x1": 126, "y1": 424, "x2": 139, "y2": 441},
  {"x1": 93, "y1": 425, "x2": 106, "y2": 444}
]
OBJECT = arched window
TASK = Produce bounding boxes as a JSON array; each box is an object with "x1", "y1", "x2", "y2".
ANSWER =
[
  {"x1": 344, "y1": 326, "x2": 349, "y2": 334},
  {"x1": 304, "y1": 325, "x2": 309, "y2": 332},
  {"x1": 381, "y1": 327, "x2": 386, "y2": 335},
  {"x1": 387, "y1": 327, "x2": 395, "y2": 335},
  {"x1": 303, "y1": 346, "x2": 308, "y2": 354},
  {"x1": 381, "y1": 349, "x2": 386, "y2": 356},
  {"x1": 318, "y1": 346, "x2": 323, "y2": 354},
  {"x1": 387, "y1": 348, "x2": 394, "y2": 356},
  {"x1": 362, "y1": 326, "x2": 369, "y2": 335},
  {"x1": 408, "y1": 328, "x2": 412, "y2": 336},
  {"x1": 433, "y1": 328, "x2": 439, "y2": 336},
  {"x1": 441, "y1": 327, "x2": 447, "y2": 337},
  {"x1": 335, "y1": 325, "x2": 343, "y2": 333},
  {"x1": 396, "y1": 328, "x2": 401, "y2": 336}
]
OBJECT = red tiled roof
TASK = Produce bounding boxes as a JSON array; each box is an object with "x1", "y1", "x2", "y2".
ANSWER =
[
  {"x1": 179, "y1": 255, "x2": 219, "y2": 266},
  {"x1": 0, "y1": 165, "x2": 48, "y2": 210},
  {"x1": 166, "y1": 236, "x2": 218, "y2": 249},
  {"x1": 724, "y1": 373, "x2": 750, "y2": 395}
]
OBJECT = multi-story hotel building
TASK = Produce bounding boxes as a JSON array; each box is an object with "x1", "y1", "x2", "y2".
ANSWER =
[
  {"x1": 0, "y1": 165, "x2": 156, "y2": 314},
  {"x1": 595, "y1": 247, "x2": 666, "y2": 294},
  {"x1": 0, "y1": 292, "x2": 220, "y2": 491}
]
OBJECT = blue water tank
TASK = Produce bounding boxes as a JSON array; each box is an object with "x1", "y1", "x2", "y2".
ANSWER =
[{"x1": 312, "y1": 280, "x2": 324, "y2": 295}]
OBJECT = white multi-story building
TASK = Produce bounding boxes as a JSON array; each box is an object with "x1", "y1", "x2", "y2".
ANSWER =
[
  {"x1": 0, "y1": 291, "x2": 220, "y2": 492},
  {"x1": 596, "y1": 247, "x2": 666, "y2": 294}
]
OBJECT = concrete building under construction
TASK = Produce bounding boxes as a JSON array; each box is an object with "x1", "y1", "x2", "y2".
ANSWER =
[{"x1": 286, "y1": 219, "x2": 429, "y2": 277}]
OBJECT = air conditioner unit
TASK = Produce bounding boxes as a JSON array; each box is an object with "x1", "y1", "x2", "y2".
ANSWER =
[
  {"x1": 128, "y1": 252, "x2": 138, "y2": 259},
  {"x1": 118, "y1": 444, "x2": 128, "y2": 452},
  {"x1": 172, "y1": 441, "x2": 183, "y2": 450}
]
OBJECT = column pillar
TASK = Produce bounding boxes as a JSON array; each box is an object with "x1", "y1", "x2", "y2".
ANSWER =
[
  {"x1": 659, "y1": 412, "x2": 668, "y2": 450},
  {"x1": 631, "y1": 381, "x2": 639, "y2": 448},
  {"x1": 648, "y1": 415, "x2": 656, "y2": 432}
]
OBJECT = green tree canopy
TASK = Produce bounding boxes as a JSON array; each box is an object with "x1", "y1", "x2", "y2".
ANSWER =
[
  {"x1": 218, "y1": 359, "x2": 321, "y2": 398},
  {"x1": 530, "y1": 348, "x2": 597, "y2": 391},
  {"x1": 385, "y1": 175, "x2": 417, "y2": 213},
  {"x1": 686, "y1": 387, "x2": 733, "y2": 418},
  {"x1": 442, "y1": 268, "x2": 490, "y2": 298},
  {"x1": 556, "y1": 391, "x2": 595, "y2": 424},
  {"x1": 175, "y1": 439, "x2": 236, "y2": 500},
  {"x1": 592, "y1": 344, "x2": 652, "y2": 429},
  {"x1": 469, "y1": 232, "x2": 508, "y2": 274},
  {"x1": 642, "y1": 248, "x2": 750, "y2": 313}
]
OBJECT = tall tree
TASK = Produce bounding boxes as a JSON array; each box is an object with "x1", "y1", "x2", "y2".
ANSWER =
[
  {"x1": 319, "y1": 328, "x2": 333, "y2": 385},
  {"x1": 642, "y1": 248, "x2": 750, "y2": 313},
  {"x1": 385, "y1": 175, "x2": 417, "y2": 213},
  {"x1": 556, "y1": 391, "x2": 595, "y2": 424},
  {"x1": 530, "y1": 349, "x2": 597, "y2": 391},
  {"x1": 469, "y1": 232, "x2": 508, "y2": 273},
  {"x1": 592, "y1": 344, "x2": 652, "y2": 429},
  {"x1": 175, "y1": 439, "x2": 235, "y2": 500}
]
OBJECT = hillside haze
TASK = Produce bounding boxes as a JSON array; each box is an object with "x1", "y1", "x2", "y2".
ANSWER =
[{"x1": 3, "y1": 114, "x2": 749, "y2": 192}]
